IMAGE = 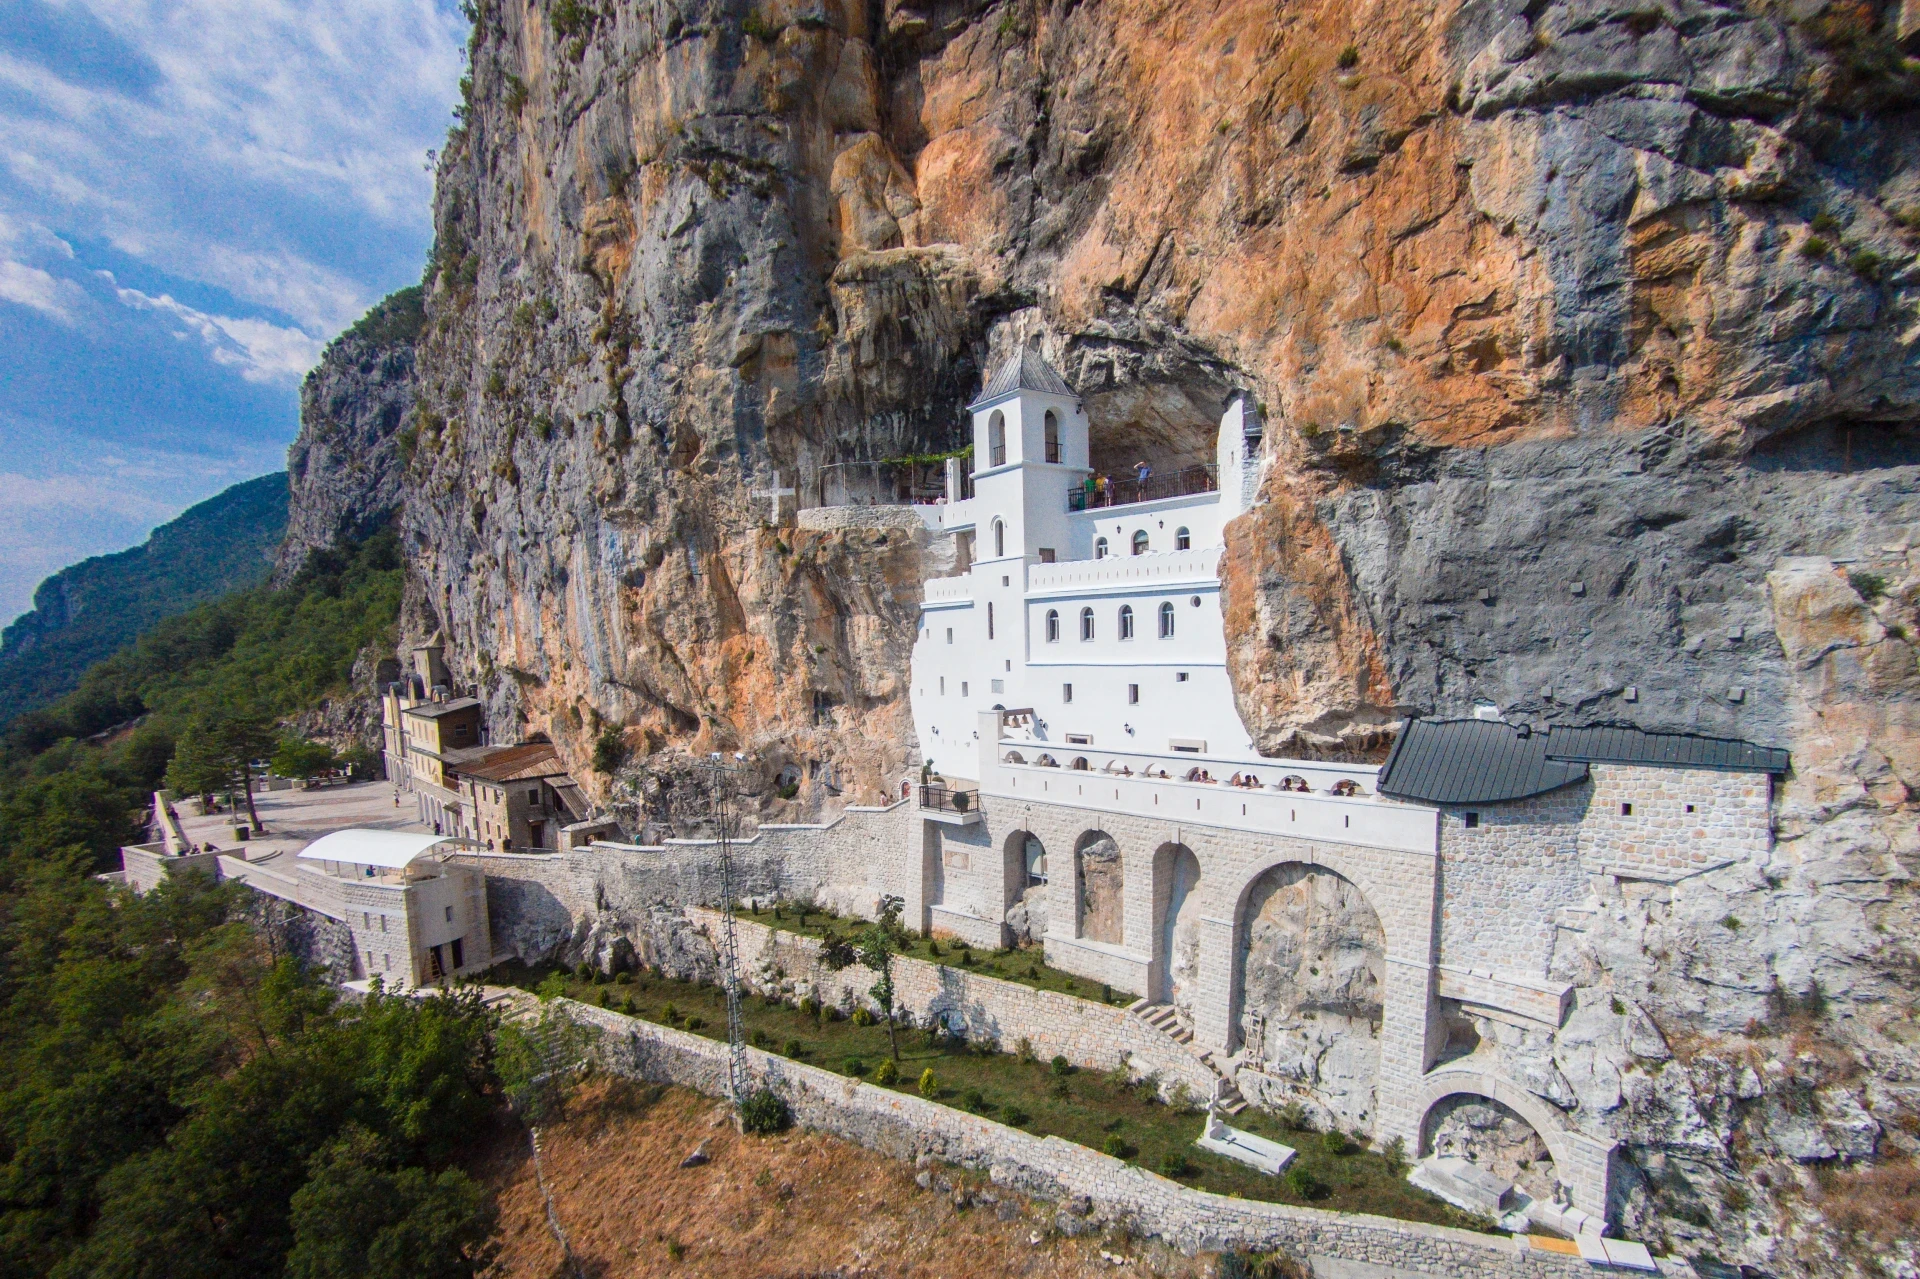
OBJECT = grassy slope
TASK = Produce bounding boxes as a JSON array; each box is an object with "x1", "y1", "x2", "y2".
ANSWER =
[
  {"x1": 0, "y1": 472, "x2": 290, "y2": 723},
  {"x1": 499, "y1": 962, "x2": 1487, "y2": 1232}
]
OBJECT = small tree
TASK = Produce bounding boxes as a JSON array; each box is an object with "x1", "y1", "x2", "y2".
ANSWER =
[
  {"x1": 167, "y1": 711, "x2": 276, "y2": 832},
  {"x1": 592, "y1": 726, "x2": 628, "y2": 775},
  {"x1": 821, "y1": 894, "x2": 909, "y2": 1062},
  {"x1": 273, "y1": 736, "x2": 338, "y2": 781}
]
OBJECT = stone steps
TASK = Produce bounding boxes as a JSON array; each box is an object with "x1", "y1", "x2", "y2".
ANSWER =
[{"x1": 1128, "y1": 1001, "x2": 1248, "y2": 1114}]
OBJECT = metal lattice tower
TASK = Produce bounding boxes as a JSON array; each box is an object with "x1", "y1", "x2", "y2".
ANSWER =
[{"x1": 704, "y1": 755, "x2": 750, "y2": 1111}]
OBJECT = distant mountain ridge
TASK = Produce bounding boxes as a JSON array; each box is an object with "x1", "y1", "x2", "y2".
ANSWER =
[{"x1": 0, "y1": 472, "x2": 289, "y2": 724}]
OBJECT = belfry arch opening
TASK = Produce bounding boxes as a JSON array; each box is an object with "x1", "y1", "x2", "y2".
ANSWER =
[{"x1": 1234, "y1": 861, "x2": 1386, "y2": 1132}]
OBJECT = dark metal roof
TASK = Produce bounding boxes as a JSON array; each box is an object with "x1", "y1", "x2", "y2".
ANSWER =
[
  {"x1": 1544, "y1": 725, "x2": 1790, "y2": 774},
  {"x1": 1378, "y1": 719, "x2": 1588, "y2": 805},
  {"x1": 969, "y1": 346, "x2": 1075, "y2": 408}
]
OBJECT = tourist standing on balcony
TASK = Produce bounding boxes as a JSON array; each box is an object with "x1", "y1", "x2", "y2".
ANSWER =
[
  {"x1": 1134, "y1": 460, "x2": 1152, "y2": 493},
  {"x1": 1083, "y1": 474, "x2": 1096, "y2": 508},
  {"x1": 1095, "y1": 473, "x2": 1110, "y2": 505}
]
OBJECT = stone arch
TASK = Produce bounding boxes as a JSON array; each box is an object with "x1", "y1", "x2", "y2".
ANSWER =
[
  {"x1": 988, "y1": 409, "x2": 1006, "y2": 466},
  {"x1": 1414, "y1": 1072, "x2": 1583, "y2": 1210},
  {"x1": 1002, "y1": 829, "x2": 1048, "y2": 946},
  {"x1": 992, "y1": 517, "x2": 1005, "y2": 558},
  {"x1": 1232, "y1": 861, "x2": 1386, "y2": 1132},
  {"x1": 1152, "y1": 842, "x2": 1202, "y2": 1014},
  {"x1": 1073, "y1": 829, "x2": 1124, "y2": 945}
]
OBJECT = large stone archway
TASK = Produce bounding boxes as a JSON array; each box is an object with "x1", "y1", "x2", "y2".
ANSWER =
[
  {"x1": 1003, "y1": 829, "x2": 1048, "y2": 946},
  {"x1": 1152, "y1": 842, "x2": 1202, "y2": 1014},
  {"x1": 1411, "y1": 1066, "x2": 1616, "y2": 1220},
  {"x1": 1232, "y1": 861, "x2": 1386, "y2": 1131}
]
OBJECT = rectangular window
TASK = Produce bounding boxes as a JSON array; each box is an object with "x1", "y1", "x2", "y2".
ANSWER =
[
  {"x1": 1175, "y1": 672, "x2": 1189, "y2": 682},
  {"x1": 445, "y1": 905, "x2": 454, "y2": 922},
  {"x1": 1464, "y1": 812, "x2": 1480, "y2": 829},
  {"x1": 383, "y1": 953, "x2": 391, "y2": 971},
  {"x1": 1128, "y1": 683, "x2": 1140, "y2": 704},
  {"x1": 992, "y1": 679, "x2": 1004, "y2": 693},
  {"x1": 363, "y1": 911, "x2": 370, "y2": 929},
  {"x1": 961, "y1": 681, "x2": 969, "y2": 697},
  {"x1": 1686, "y1": 803, "x2": 1696, "y2": 813},
  {"x1": 528, "y1": 788, "x2": 540, "y2": 805},
  {"x1": 381, "y1": 915, "x2": 388, "y2": 933},
  {"x1": 987, "y1": 601, "x2": 995, "y2": 639},
  {"x1": 940, "y1": 676, "x2": 946, "y2": 695},
  {"x1": 1066, "y1": 733, "x2": 1092, "y2": 745},
  {"x1": 1621, "y1": 802, "x2": 1633, "y2": 816},
  {"x1": 946, "y1": 627, "x2": 953, "y2": 644},
  {"x1": 1038, "y1": 548, "x2": 1056, "y2": 563},
  {"x1": 1062, "y1": 683, "x2": 1074, "y2": 703},
  {"x1": 451, "y1": 937, "x2": 465, "y2": 969}
]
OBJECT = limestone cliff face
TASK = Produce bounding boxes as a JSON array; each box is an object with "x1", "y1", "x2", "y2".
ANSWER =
[
  {"x1": 276, "y1": 288, "x2": 424, "y2": 583},
  {"x1": 400, "y1": 0, "x2": 1920, "y2": 1267}
]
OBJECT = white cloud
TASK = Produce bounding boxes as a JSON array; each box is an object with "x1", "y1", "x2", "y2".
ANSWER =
[
  {"x1": 0, "y1": 258, "x2": 75, "y2": 322},
  {"x1": 0, "y1": 0, "x2": 465, "y2": 333},
  {"x1": 113, "y1": 281, "x2": 324, "y2": 383}
]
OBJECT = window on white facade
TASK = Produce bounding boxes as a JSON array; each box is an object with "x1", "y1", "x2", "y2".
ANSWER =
[
  {"x1": 381, "y1": 916, "x2": 388, "y2": 932},
  {"x1": 1094, "y1": 537, "x2": 1108, "y2": 559},
  {"x1": 1175, "y1": 526, "x2": 1191, "y2": 550},
  {"x1": 1044, "y1": 409, "x2": 1060, "y2": 463},
  {"x1": 940, "y1": 677, "x2": 946, "y2": 694},
  {"x1": 1159, "y1": 602, "x2": 1176, "y2": 637},
  {"x1": 1119, "y1": 604, "x2": 1134, "y2": 639},
  {"x1": 1128, "y1": 683, "x2": 1140, "y2": 704},
  {"x1": 987, "y1": 601, "x2": 995, "y2": 639},
  {"x1": 1062, "y1": 683, "x2": 1073, "y2": 702},
  {"x1": 445, "y1": 905, "x2": 454, "y2": 922},
  {"x1": 1079, "y1": 608, "x2": 1095, "y2": 640},
  {"x1": 946, "y1": 627, "x2": 953, "y2": 643},
  {"x1": 961, "y1": 682, "x2": 969, "y2": 697},
  {"x1": 989, "y1": 410, "x2": 1006, "y2": 467},
  {"x1": 993, "y1": 519, "x2": 1005, "y2": 558},
  {"x1": 1176, "y1": 671, "x2": 1189, "y2": 682},
  {"x1": 1131, "y1": 530, "x2": 1149, "y2": 556},
  {"x1": 1045, "y1": 609, "x2": 1060, "y2": 642},
  {"x1": 992, "y1": 679, "x2": 1004, "y2": 693}
]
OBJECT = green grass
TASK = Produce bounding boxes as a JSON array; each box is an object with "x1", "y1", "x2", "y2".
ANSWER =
[
  {"x1": 491, "y1": 961, "x2": 1486, "y2": 1231},
  {"x1": 732, "y1": 903, "x2": 1137, "y2": 1005}
]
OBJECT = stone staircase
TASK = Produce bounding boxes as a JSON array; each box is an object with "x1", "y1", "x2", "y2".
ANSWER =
[{"x1": 1128, "y1": 999, "x2": 1248, "y2": 1114}]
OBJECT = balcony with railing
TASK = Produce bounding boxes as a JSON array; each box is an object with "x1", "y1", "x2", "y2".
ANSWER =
[
  {"x1": 917, "y1": 783, "x2": 982, "y2": 825},
  {"x1": 1067, "y1": 464, "x2": 1217, "y2": 512}
]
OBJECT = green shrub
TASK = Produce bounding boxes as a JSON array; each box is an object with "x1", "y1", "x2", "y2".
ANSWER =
[
  {"x1": 740, "y1": 1089, "x2": 791, "y2": 1134},
  {"x1": 1101, "y1": 1133, "x2": 1128, "y2": 1158},
  {"x1": 683, "y1": 1016, "x2": 704, "y2": 1031},
  {"x1": 741, "y1": 12, "x2": 781, "y2": 41},
  {"x1": 614, "y1": 970, "x2": 633, "y2": 985},
  {"x1": 961, "y1": 1088, "x2": 988, "y2": 1113},
  {"x1": 1850, "y1": 249, "x2": 1886, "y2": 281},
  {"x1": 1285, "y1": 1165, "x2": 1326, "y2": 1199},
  {"x1": 575, "y1": 961, "x2": 594, "y2": 980},
  {"x1": 799, "y1": 996, "x2": 820, "y2": 1019},
  {"x1": 918, "y1": 1067, "x2": 938, "y2": 1098},
  {"x1": 851, "y1": 1007, "x2": 875, "y2": 1027},
  {"x1": 1322, "y1": 1130, "x2": 1350, "y2": 1156},
  {"x1": 1337, "y1": 43, "x2": 1359, "y2": 68},
  {"x1": 1050, "y1": 1055, "x2": 1072, "y2": 1077},
  {"x1": 1801, "y1": 235, "x2": 1830, "y2": 258},
  {"x1": 1277, "y1": 1101, "x2": 1310, "y2": 1131},
  {"x1": 661, "y1": 1002, "x2": 679, "y2": 1024},
  {"x1": 784, "y1": 1038, "x2": 804, "y2": 1057},
  {"x1": 1850, "y1": 571, "x2": 1889, "y2": 601},
  {"x1": 750, "y1": 1028, "x2": 769, "y2": 1048},
  {"x1": 874, "y1": 1058, "x2": 898, "y2": 1085},
  {"x1": 1159, "y1": 1151, "x2": 1191, "y2": 1177},
  {"x1": 1382, "y1": 1135, "x2": 1409, "y2": 1176},
  {"x1": 1611, "y1": 996, "x2": 1627, "y2": 1016},
  {"x1": 1002, "y1": 1106, "x2": 1030, "y2": 1127},
  {"x1": 1016, "y1": 1036, "x2": 1035, "y2": 1064},
  {"x1": 843, "y1": 1056, "x2": 867, "y2": 1076},
  {"x1": 1049, "y1": 1078, "x2": 1071, "y2": 1100},
  {"x1": 592, "y1": 726, "x2": 628, "y2": 774},
  {"x1": 1811, "y1": 211, "x2": 1842, "y2": 236}
]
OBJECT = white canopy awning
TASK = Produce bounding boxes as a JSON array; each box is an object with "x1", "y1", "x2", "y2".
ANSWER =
[{"x1": 298, "y1": 829, "x2": 452, "y2": 869}]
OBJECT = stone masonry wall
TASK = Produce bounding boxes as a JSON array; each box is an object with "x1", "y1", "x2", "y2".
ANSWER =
[
  {"x1": 1578, "y1": 766, "x2": 1772, "y2": 883},
  {"x1": 1436, "y1": 787, "x2": 1592, "y2": 980},
  {"x1": 559, "y1": 998, "x2": 1672, "y2": 1277},
  {"x1": 686, "y1": 907, "x2": 1216, "y2": 1098}
]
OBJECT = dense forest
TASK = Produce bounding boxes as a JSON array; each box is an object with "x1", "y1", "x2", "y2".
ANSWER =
[
  {"x1": 0, "y1": 473, "x2": 291, "y2": 726},
  {"x1": 0, "y1": 532, "x2": 511, "y2": 1277}
]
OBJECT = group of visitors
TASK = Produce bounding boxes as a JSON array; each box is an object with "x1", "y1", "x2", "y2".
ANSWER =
[{"x1": 1081, "y1": 461, "x2": 1154, "y2": 508}]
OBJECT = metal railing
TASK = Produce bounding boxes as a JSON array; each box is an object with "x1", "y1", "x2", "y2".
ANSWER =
[
  {"x1": 917, "y1": 784, "x2": 979, "y2": 814},
  {"x1": 1068, "y1": 463, "x2": 1217, "y2": 511}
]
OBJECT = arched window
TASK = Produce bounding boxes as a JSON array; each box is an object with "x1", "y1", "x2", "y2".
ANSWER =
[
  {"x1": 1045, "y1": 609, "x2": 1060, "y2": 642},
  {"x1": 988, "y1": 410, "x2": 1006, "y2": 467},
  {"x1": 1174, "y1": 526, "x2": 1191, "y2": 550},
  {"x1": 1094, "y1": 536, "x2": 1108, "y2": 560},
  {"x1": 1159, "y1": 601, "x2": 1175, "y2": 638},
  {"x1": 1044, "y1": 409, "x2": 1060, "y2": 463},
  {"x1": 992, "y1": 518, "x2": 1005, "y2": 558},
  {"x1": 1119, "y1": 604, "x2": 1134, "y2": 639},
  {"x1": 1079, "y1": 607, "x2": 1095, "y2": 641},
  {"x1": 1131, "y1": 530, "x2": 1149, "y2": 556}
]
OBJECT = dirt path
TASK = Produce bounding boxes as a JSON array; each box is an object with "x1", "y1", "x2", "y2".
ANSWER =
[{"x1": 477, "y1": 1079, "x2": 1233, "y2": 1279}]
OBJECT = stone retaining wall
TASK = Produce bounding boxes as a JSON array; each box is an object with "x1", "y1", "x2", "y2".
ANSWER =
[
  {"x1": 687, "y1": 907, "x2": 1218, "y2": 1099},
  {"x1": 559, "y1": 999, "x2": 1687, "y2": 1278}
]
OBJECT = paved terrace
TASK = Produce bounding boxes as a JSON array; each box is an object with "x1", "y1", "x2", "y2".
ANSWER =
[{"x1": 175, "y1": 783, "x2": 432, "y2": 875}]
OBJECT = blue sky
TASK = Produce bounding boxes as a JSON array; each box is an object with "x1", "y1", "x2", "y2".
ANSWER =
[{"x1": 0, "y1": 0, "x2": 467, "y2": 623}]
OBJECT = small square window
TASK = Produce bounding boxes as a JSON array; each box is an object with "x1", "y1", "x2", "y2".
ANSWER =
[
  {"x1": 1175, "y1": 672, "x2": 1189, "y2": 682},
  {"x1": 1128, "y1": 684, "x2": 1140, "y2": 704},
  {"x1": 1464, "y1": 812, "x2": 1479, "y2": 829},
  {"x1": 1621, "y1": 802, "x2": 1633, "y2": 816},
  {"x1": 1685, "y1": 803, "x2": 1696, "y2": 813},
  {"x1": 1002, "y1": 575, "x2": 1010, "y2": 587},
  {"x1": 1063, "y1": 683, "x2": 1074, "y2": 703}
]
